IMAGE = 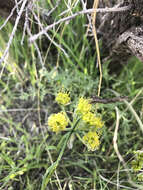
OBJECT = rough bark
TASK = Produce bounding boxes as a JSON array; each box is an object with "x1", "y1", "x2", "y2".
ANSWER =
[
  {"x1": 0, "y1": 0, "x2": 17, "y2": 20},
  {"x1": 96, "y1": 0, "x2": 143, "y2": 63}
]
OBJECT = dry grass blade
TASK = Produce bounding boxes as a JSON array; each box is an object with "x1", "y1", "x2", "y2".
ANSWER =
[{"x1": 113, "y1": 107, "x2": 143, "y2": 190}]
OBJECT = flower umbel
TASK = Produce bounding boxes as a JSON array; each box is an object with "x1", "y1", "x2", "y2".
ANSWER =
[
  {"x1": 48, "y1": 112, "x2": 68, "y2": 133},
  {"x1": 56, "y1": 92, "x2": 70, "y2": 105},
  {"x1": 82, "y1": 112, "x2": 103, "y2": 127},
  {"x1": 82, "y1": 131, "x2": 100, "y2": 151},
  {"x1": 76, "y1": 97, "x2": 92, "y2": 115},
  {"x1": 132, "y1": 151, "x2": 143, "y2": 172}
]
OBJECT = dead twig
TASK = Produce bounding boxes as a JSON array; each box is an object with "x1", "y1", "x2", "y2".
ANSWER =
[
  {"x1": 0, "y1": 0, "x2": 23, "y2": 31},
  {"x1": 0, "y1": 0, "x2": 28, "y2": 78},
  {"x1": 29, "y1": 5, "x2": 131, "y2": 43},
  {"x1": 90, "y1": 96, "x2": 128, "y2": 104}
]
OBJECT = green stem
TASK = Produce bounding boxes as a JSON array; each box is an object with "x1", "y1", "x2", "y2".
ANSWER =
[
  {"x1": 42, "y1": 118, "x2": 81, "y2": 190},
  {"x1": 58, "y1": 117, "x2": 81, "y2": 162}
]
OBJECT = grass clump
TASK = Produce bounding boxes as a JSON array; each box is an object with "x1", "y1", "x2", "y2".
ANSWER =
[{"x1": 0, "y1": 2, "x2": 143, "y2": 189}]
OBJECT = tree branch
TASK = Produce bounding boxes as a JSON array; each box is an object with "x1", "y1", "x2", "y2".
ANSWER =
[{"x1": 29, "y1": 5, "x2": 131, "y2": 43}]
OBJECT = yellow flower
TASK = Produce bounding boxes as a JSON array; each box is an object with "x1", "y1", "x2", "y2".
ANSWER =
[
  {"x1": 82, "y1": 112, "x2": 96, "y2": 126},
  {"x1": 82, "y1": 112, "x2": 104, "y2": 129},
  {"x1": 94, "y1": 117, "x2": 104, "y2": 128},
  {"x1": 76, "y1": 97, "x2": 92, "y2": 115},
  {"x1": 48, "y1": 112, "x2": 68, "y2": 132},
  {"x1": 82, "y1": 131, "x2": 100, "y2": 151},
  {"x1": 137, "y1": 173, "x2": 143, "y2": 181},
  {"x1": 55, "y1": 92, "x2": 70, "y2": 105}
]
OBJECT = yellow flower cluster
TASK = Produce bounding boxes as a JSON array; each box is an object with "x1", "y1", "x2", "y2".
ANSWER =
[
  {"x1": 82, "y1": 112, "x2": 103, "y2": 128},
  {"x1": 82, "y1": 131, "x2": 100, "y2": 151},
  {"x1": 76, "y1": 97, "x2": 104, "y2": 151},
  {"x1": 47, "y1": 94, "x2": 104, "y2": 151},
  {"x1": 76, "y1": 97, "x2": 91, "y2": 115},
  {"x1": 131, "y1": 150, "x2": 143, "y2": 181},
  {"x1": 132, "y1": 151, "x2": 143, "y2": 172},
  {"x1": 56, "y1": 92, "x2": 70, "y2": 105},
  {"x1": 48, "y1": 112, "x2": 68, "y2": 133},
  {"x1": 77, "y1": 97, "x2": 103, "y2": 129}
]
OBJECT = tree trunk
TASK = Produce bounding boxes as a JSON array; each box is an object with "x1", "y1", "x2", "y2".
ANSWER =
[
  {"x1": 0, "y1": 0, "x2": 16, "y2": 19},
  {"x1": 0, "y1": 0, "x2": 27, "y2": 24},
  {"x1": 96, "y1": 0, "x2": 143, "y2": 63}
]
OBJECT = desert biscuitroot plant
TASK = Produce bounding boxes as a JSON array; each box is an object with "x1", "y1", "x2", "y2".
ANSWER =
[
  {"x1": 40, "y1": 91, "x2": 104, "y2": 188},
  {"x1": 131, "y1": 150, "x2": 143, "y2": 182},
  {"x1": 48, "y1": 91, "x2": 104, "y2": 151}
]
